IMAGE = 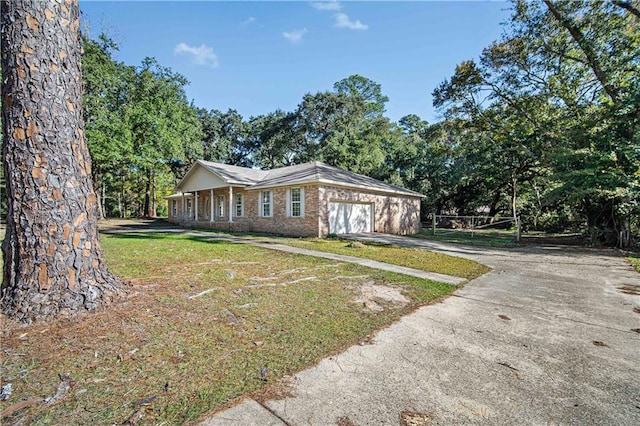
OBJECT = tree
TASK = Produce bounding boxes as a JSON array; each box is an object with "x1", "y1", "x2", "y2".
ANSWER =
[
  {"x1": 248, "y1": 110, "x2": 303, "y2": 169},
  {"x1": 1, "y1": 0, "x2": 123, "y2": 322},
  {"x1": 333, "y1": 74, "x2": 389, "y2": 118},
  {"x1": 197, "y1": 108, "x2": 249, "y2": 165},
  {"x1": 126, "y1": 58, "x2": 202, "y2": 216},
  {"x1": 82, "y1": 34, "x2": 134, "y2": 219},
  {"x1": 295, "y1": 76, "x2": 391, "y2": 176},
  {"x1": 433, "y1": 0, "x2": 639, "y2": 246}
]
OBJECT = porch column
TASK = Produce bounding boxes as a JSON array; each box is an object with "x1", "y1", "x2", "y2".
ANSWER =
[
  {"x1": 228, "y1": 186, "x2": 233, "y2": 223},
  {"x1": 181, "y1": 193, "x2": 185, "y2": 222},
  {"x1": 194, "y1": 191, "x2": 198, "y2": 221},
  {"x1": 210, "y1": 189, "x2": 214, "y2": 222}
]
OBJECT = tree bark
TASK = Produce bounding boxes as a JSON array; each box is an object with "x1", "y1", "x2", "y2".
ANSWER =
[{"x1": 1, "y1": 0, "x2": 123, "y2": 322}]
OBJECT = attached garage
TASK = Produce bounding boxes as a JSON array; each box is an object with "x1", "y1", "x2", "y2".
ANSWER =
[
  {"x1": 329, "y1": 202, "x2": 373, "y2": 234},
  {"x1": 169, "y1": 160, "x2": 424, "y2": 237}
]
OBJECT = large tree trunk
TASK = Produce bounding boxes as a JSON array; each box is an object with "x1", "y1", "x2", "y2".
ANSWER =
[{"x1": 1, "y1": 0, "x2": 123, "y2": 322}]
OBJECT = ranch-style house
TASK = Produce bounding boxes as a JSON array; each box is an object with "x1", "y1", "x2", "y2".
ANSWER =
[{"x1": 166, "y1": 160, "x2": 424, "y2": 237}]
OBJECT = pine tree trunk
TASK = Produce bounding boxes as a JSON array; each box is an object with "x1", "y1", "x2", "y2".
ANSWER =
[{"x1": 1, "y1": 0, "x2": 123, "y2": 322}]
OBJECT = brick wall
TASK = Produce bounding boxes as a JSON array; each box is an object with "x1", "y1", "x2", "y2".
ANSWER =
[
  {"x1": 168, "y1": 184, "x2": 421, "y2": 237},
  {"x1": 243, "y1": 185, "x2": 320, "y2": 237},
  {"x1": 318, "y1": 186, "x2": 421, "y2": 236},
  {"x1": 168, "y1": 186, "x2": 320, "y2": 237}
]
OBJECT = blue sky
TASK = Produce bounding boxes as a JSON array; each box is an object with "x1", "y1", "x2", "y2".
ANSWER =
[{"x1": 80, "y1": 1, "x2": 511, "y2": 124}]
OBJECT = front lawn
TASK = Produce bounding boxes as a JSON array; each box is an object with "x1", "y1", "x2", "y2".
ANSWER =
[
  {"x1": 1, "y1": 231, "x2": 461, "y2": 425},
  {"x1": 277, "y1": 238, "x2": 490, "y2": 280}
]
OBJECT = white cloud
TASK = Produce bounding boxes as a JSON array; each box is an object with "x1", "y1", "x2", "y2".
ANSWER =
[
  {"x1": 174, "y1": 42, "x2": 218, "y2": 67},
  {"x1": 334, "y1": 13, "x2": 368, "y2": 30},
  {"x1": 242, "y1": 16, "x2": 256, "y2": 25},
  {"x1": 311, "y1": 1, "x2": 342, "y2": 11},
  {"x1": 283, "y1": 28, "x2": 308, "y2": 43}
]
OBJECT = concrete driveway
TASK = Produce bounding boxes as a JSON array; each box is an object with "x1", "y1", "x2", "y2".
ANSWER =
[{"x1": 204, "y1": 236, "x2": 640, "y2": 425}]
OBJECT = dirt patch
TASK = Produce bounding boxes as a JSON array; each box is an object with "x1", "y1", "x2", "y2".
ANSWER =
[
  {"x1": 354, "y1": 282, "x2": 410, "y2": 312},
  {"x1": 400, "y1": 410, "x2": 433, "y2": 425},
  {"x1": 254, "y1": 375, "x2": 296, "y2": 402},
  {"x1": 336, "y1": 416, "x2": 359, "y2": 426}
]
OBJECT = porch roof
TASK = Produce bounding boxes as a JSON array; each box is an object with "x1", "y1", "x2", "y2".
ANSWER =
[{"x1": 175, "y1": 160, "x2": 424, "y2": 198}]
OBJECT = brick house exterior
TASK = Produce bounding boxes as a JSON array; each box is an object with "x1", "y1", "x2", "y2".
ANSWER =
[{"x1": 166, "y1": 161, "x2": 423, "y2": 237}]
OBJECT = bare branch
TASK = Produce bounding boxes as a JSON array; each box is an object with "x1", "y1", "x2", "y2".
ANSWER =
[
  {"x1": 543, "y1": 0, "x2": 620, "y2": 105},
  {"x1": 613, "y1": 0, "x2": 640, "y2": 19}
]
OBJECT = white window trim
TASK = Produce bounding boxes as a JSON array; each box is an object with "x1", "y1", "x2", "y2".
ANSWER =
[
  {"x1": 217, "y1": 194, "x2": 225, "y2": 218},
  {"x1": 259, "y1": 190, "x2": 273, "y2": 217},
  {"x1": 234, "y1": 193, "x2": 244, "y2": 217},
  {"x1": 286, "y1": 187, "x2": 305, "y2": 218}
]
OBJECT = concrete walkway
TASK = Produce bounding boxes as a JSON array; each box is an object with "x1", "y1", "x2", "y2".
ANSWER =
[
  {"x1": 202, "y1": 235, "x2": 640, "y2": 425},
  {"x1": 232, "y1": 238, "x2": 465, "y2": 285}
]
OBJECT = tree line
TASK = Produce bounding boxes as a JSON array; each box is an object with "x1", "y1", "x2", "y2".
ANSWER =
[
  {"x1": 2, "y1": 0, "x2": 638, "y2": 322},
  {"x1": 82, "y1": 1, "x2": 638, "y2": 248}
]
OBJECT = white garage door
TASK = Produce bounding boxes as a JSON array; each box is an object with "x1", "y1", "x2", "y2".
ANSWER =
[{"x1": 329, "y1": 202, "x2": 372, "y2": 234}]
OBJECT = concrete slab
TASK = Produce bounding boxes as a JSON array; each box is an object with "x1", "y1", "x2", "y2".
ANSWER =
[
  {"x1": 261, "y1": 240, "x2": 640, "y2": 425},
  {"x1": 204, "y1": 235, "x2": 640, "y2": 425},
  {"x1": 200, "y1": 399, "x2": 285, "y2": 426}
]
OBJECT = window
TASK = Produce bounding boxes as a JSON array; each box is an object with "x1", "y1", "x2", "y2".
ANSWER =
[
  {"x1": 234, "y1": 193, "x2": 244, "y2": 217},
  {"x1": 260, "y1": 191, "x2": 272, "y2": 217},
  {"x1": 217, "y1": 195, "x2": 225, "y2": 217},
  {"x1": 186, "y1": 199, "x2": 192, "y2": 216},
  {"x1": 172, "y1": 200, "x2": 177, "y2": 216},
  {"x1": 288, "y1": 187, "x2": 305, "y2": 217}
]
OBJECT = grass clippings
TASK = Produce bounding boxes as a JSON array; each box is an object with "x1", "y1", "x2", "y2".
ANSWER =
[
  {"x1": 0, "y1": 231, "x2": 463, "y2": 425},
  {"x1": 273, "y1": 238, "x2": 490, "y2": 280}
]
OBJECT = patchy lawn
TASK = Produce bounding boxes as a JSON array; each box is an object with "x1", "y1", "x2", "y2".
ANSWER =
[
  {"x1": 275, "y1": 238, "x2": 490, "y2": 280},
  {"x1": 1, "y1": 231, "x2": 461, "y2": 425}
]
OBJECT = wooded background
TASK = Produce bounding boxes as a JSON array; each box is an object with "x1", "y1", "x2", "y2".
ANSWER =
[{"x1": 3, "y1": 0, "x2": 637, "y2": 248}]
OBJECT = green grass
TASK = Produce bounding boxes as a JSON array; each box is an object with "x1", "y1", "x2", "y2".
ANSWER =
[
  {"x1": 273, "y1": 237, "x2": 490, "y2": 280},
  {"x1": 414, "y1": 228, "x2": 520, "y2": 248},
  {"x1": 1, "y1": 231, "x2": 469, "y2": 425},
  {"x1": 627, "y1": 254, "x2": 640, "y2": 272}
]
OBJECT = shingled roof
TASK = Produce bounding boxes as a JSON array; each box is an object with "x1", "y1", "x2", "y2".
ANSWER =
[{"x1": 180, "y1": 160, "x2": 423, "y2": 198}]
